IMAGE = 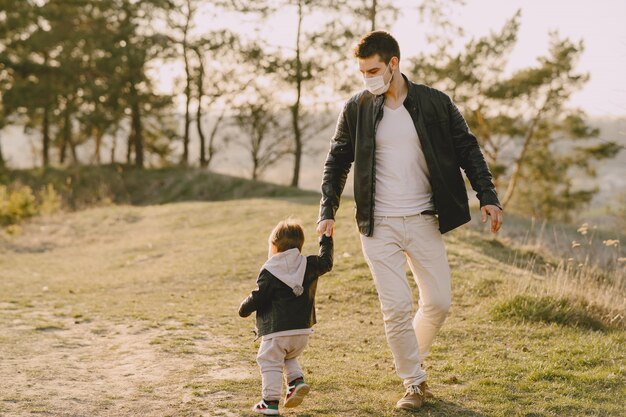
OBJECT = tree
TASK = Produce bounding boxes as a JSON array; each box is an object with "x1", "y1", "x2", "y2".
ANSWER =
[
  {"x1": 192, "y1": 37, "x2": 240, "y2": 169},
  {"x1": 236, "y1": 0, "x2": 356, "y2": 187},
  {"x1": 166, "y1": 0, "x2": 240, "y2": 168},
  {"x1": 0, "y1": 0, "x2": 59, "y2": 167},
  {"x1": 88, "y1": 0, "x2": 173, "y2": 168},
  {"x1": 342, "y1": 0, "x2": 398, "y2": 32},
  {"x1": 166, "y1": 0, "x2": 196, "y2": 166},
  {"x1": 76, "y1": 1, "x2": 127, "y2": 166},
  {"x1": 0, "y1": 98, "x2": 6, "y2": 169},
  {"x1": 232, "y1": 84, "x2": 291, "y2": 180},
  {"x1": 408, "y1": 11, "x2": 619, "y2": 219},
  {"x1": 0, "y1": 0, "x2": 175, "y2": 169}
]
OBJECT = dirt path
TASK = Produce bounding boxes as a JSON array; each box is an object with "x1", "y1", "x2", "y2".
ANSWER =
[
  {"x1": 0, "y1": 203, "x2": 265, "y2": 415},
  {"x1": 0, "y1": 300, "x2": 249, "y2": 416}
]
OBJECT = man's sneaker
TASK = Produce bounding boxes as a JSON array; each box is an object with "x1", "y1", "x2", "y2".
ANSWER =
[
  {"x1": 252, "y1": 399, "x2": 279, "y2": 415},
  {"x1": 395, "y1": 385, "x2": 424, "y2": 410},
  {"x1": 419, "y1": 381, "x2": 434, "y2": 399},
  {"x1": 284, "y1": 377, "x2": 310, "y2": 408}
]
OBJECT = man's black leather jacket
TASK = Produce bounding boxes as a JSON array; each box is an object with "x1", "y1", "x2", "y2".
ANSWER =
[
  {"x1": 238, "y1": 235, "x2": 333, "y2": 337},
  {"x1": 319, "y1": 74, "x2": 501, "y2": 236}
]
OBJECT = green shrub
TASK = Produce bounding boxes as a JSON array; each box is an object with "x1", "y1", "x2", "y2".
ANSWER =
[
  {"x1": 0, "y1": 184, "x2": 61, "y2": 227},
  {"x1": 0, "y1": 185, "x2": 37, "y2": 226},
  {"x1": 38, "y1": 183, "x2": 62, "y2": 215}
]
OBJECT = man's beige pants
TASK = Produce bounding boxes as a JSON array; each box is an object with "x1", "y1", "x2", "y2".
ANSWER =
[
  {"x1": 360, "y1": 213, "x2": 452, "y2": 388},
  {"x1": 256, "y1": 334, "x2": 309, "y2": 401}
]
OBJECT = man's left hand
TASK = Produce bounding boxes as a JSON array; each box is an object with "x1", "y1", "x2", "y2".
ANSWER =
[{"x1": 481, "y1": 205, "x2": 503, "y2": 233}]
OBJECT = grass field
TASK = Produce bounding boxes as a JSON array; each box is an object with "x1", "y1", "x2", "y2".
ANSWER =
[{"x1": 0, "y1": 195, "x2": 624, "y2": 416}]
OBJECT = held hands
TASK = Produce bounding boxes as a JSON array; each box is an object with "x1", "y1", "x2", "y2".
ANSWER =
[
  {"x1": 316, "y1": 219, "x2": 335, "y2": 237},
  {"x1": 481, "y1": 205, "x2": 503, "y2": 233}
]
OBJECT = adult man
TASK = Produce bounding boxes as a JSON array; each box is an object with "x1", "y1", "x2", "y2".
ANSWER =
[{"x1": 316, "y1": 31, "x2": 503, "y2": 411}]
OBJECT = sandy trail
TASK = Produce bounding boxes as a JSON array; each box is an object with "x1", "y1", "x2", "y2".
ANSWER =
[{"x1": 0, "y1": 301, "x2": 248, "y2": 416}]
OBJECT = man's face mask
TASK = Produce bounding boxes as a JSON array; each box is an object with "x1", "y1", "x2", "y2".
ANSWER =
[{"x1": 363, "y1": 63, "x2": 394, "y2": 95}]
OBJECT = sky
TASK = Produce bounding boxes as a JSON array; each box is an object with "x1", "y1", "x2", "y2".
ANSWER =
[
  {"x1": 441, "y1": 0, "x2": 626, "y2": 117},
  {"x1": 193, "y1": 0, "x2": 626, "y2": 117}
]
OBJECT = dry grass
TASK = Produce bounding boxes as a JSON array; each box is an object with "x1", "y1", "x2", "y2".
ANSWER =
[{"x1": 466, "y1": 213, "x2": 625, "y2": 330}]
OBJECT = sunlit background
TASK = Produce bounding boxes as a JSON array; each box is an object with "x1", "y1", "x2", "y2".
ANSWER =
[{"x1": 1, "y1": 0, "x2": 625, "y2": 220}]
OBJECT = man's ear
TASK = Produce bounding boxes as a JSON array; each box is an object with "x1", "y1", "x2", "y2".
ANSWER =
[{"x1": 391, "y1": 56, "x2": 399, "y2": 70}]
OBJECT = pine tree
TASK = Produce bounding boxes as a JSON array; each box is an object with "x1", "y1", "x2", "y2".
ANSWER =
[{"x1": 408, "y1": 11, "x2": 620, "y2": 220}]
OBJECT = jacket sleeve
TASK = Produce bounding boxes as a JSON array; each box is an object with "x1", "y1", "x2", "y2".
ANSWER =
[
  {"x1": 238, "y1": 271, "x2": 273, "y2": 318},
  {"x1": 315, "y1": 234, "x2": 334, "y2": 276},
  {"x1": 319, "y1": 101, "x2": 355, "y2": 223},
  {"x1": 447, "y1": 95, "x2": 502, "y2": 209}
]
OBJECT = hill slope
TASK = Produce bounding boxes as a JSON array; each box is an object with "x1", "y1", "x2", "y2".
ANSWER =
[
  {"x1": 2, "y1": 165, "x2": 318, "y2": 209},
  {"x1": 0, "y1": 198, "x2": 624, "y2": 416}
]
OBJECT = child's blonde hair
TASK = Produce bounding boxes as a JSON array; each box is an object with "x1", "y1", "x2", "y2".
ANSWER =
[{"x1": 269, "y1": 218, "x2": 305, "y2": 253}]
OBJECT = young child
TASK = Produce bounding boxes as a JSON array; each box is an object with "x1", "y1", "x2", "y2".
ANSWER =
[{"x1": 239, "y1": 218, "x2": 333, "y2": 415}]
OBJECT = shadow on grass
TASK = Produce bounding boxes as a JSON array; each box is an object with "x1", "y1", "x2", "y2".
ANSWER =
[
  {"x1": 457, "y1": 230, "x2": 551, "y2": 274},
  {"x1": 418, "y1": 399, "x2": 489, "y2": 416},
  {"x1": 0, "y1": 241, "x2": 56, "y2": 254},
  {"x1": 237, "y1": 399, "x2": 489, "y2": 417},
  {"x1": 296, "y1": 401, "x2": 490, "y2": 417}
]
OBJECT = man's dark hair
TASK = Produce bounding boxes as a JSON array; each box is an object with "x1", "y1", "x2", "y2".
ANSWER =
[{"x1": 353, "y1": 31, "x2": 401, "y2": 64}]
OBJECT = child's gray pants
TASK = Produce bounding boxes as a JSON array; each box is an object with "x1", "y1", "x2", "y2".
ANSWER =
[{"x1": 256, "y1": 334, "x2": 309, "y2": 401}]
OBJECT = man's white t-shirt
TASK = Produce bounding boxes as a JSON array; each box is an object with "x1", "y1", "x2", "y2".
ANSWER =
[{"x1": 374, "y1": 104, "x2": 435, "y2": 216}]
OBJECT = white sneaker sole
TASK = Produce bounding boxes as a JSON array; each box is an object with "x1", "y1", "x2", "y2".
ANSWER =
[{"x1": 284, "y1": 383, "x2": 310, "y2": 408}]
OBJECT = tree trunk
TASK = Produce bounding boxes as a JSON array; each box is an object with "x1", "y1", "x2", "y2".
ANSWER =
[
  {"x1": 110, "y1": 130, "x2": 117, "y2": 164},
  {"x1": 500, "y1": 122, "x2": 537, "y2": 208},
  {"x1": 290, "y1": 0, "x2": 304, "y2": 188},
  {"x1": 473, "y1": 106, "x2": 500, "y2": 187},
  {"x1": 126, "y1": 133, "x2": 133, "y2": 164},
  {"x1": 251, "y1": 130, "x2": 262, "y2": 180},
  {"x1": 197, "y1": 96, "x2": 207, "y2": 168},
  {"x1": 42, "y1": 106, "x2": 51, "y2": 167},
  {"x1": 68, "y1": 130, "x2": 78, "y2": 165},
  {"x1": 59, "y1": 107, "x2": 70, "y2": 165},
  {"x1": 181, "y1": 39, "x2": 191, "y2": 165},
  {"x1": 207, "y1": 108, "x2": 225, "y2": 169},
  {"x1": 59, "y1": 132, "x2": 68, "y2": 165},
  {"x1": 111, "y1": 141, "x2": 116, "y2": 164},
  {"x1": 129, "y1": 80, "x2": 144, "y2": 168},
  {"x1": 291, "y1": 104, "x2": 302, "y2": 187},
  {"x1": 94, "y1": 127, "x2": 102, "y2": 165},
  {"x1": 252, "y1": 160, "x2": 258, "y2": 180},
  {"x1": 61, "y1": 106, "x2": 78, "y2": 165},
  {"x1": 370, "y1": 0, "x2": 377, "y2": 31},
  {"x1": 0, "y1": 134, "x2": 5, "y2": 169},
  {"x1": 194, "y1": 47, "x2": 208, "y2": 168},
  {"x1": 501, "y1": 96, "x2": 550, "y2": 208},
  {"x1": 180, "y1": 0, "x2": 193, "y2": 166},
  {"x1": 126, "y1": 113, "x2": 133, "y2": 164}
]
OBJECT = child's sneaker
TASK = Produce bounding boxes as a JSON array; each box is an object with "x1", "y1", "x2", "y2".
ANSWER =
[
  {"x1": 284, "y1": 377, "x2": 310, "y2": 408},
  {"x1": 252, "y1": 399, "x2": 279, "y2": 415}
]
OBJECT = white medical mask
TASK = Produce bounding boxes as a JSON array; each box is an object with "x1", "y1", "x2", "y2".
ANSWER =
[{"x1": 363, "y1": 63, "x2": 394, "y2": 95}]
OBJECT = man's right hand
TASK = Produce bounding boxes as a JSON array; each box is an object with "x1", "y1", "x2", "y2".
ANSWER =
[{"x1": 316, "y1": 219, "x2": 335, "y2": 237}]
